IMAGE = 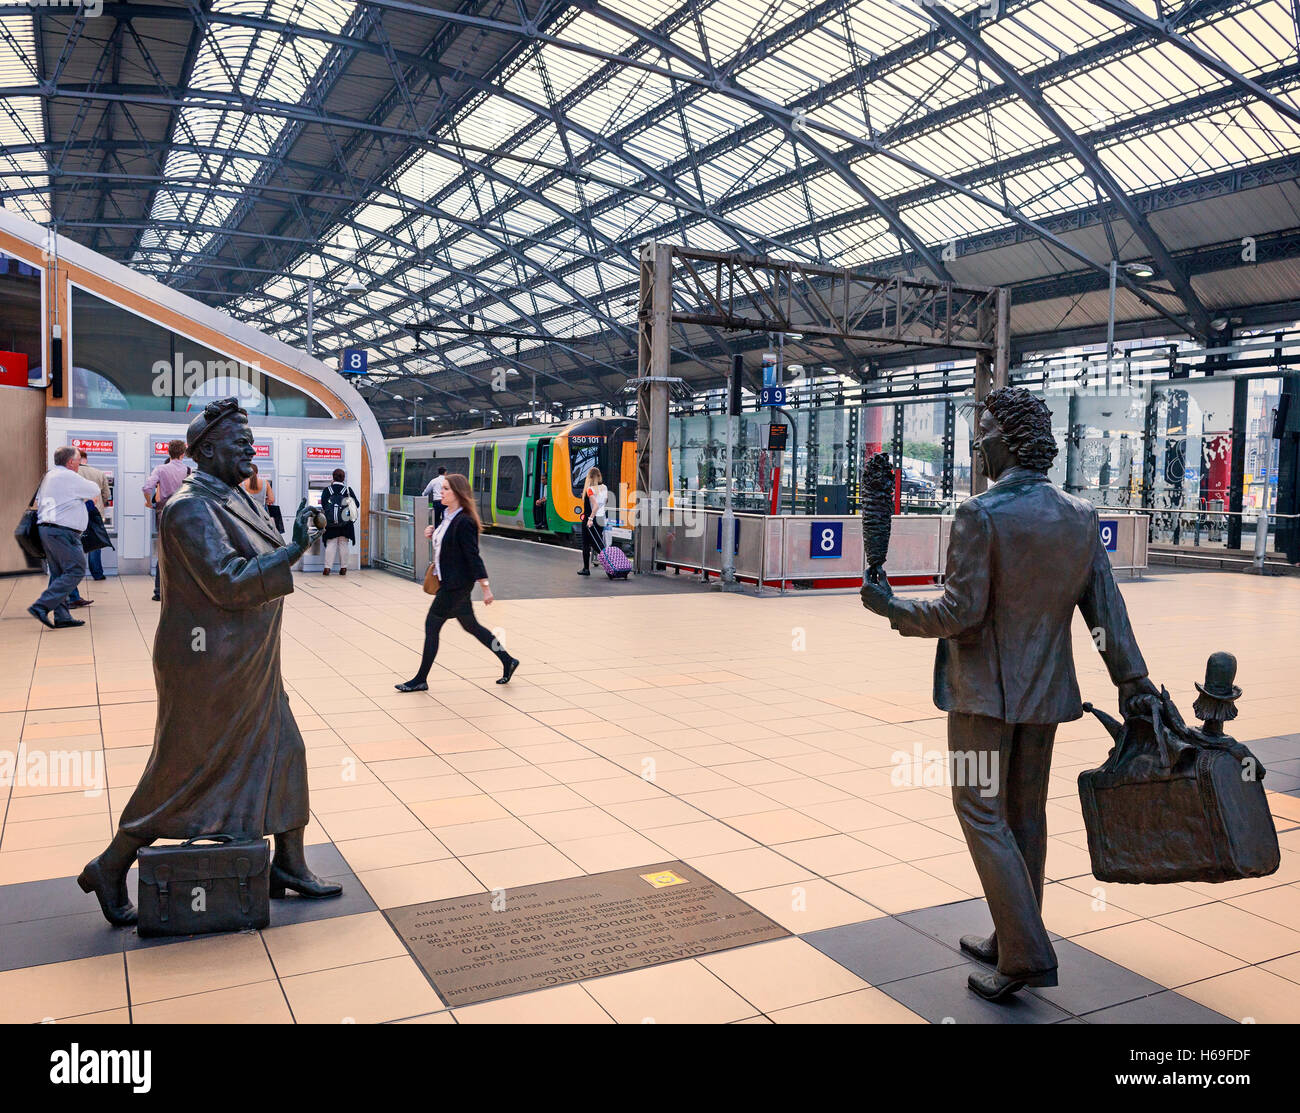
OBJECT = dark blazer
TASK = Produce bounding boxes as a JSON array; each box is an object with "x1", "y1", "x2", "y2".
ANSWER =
[
  {"x1": 119, "y1": 471, "x2": 308, "y2": 839},
  {"x1": 886, "y1": 466, "x2": 1147, "y2": 725},
  {"x1": 436, "y1": 509, "x2": 489, "y2": 591}
]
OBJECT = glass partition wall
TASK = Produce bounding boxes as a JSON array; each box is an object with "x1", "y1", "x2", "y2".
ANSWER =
[{"x1": 667, "y1": 373, "x2": 1294, "y2": 555}]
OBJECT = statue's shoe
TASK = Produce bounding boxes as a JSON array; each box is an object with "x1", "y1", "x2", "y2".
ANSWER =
[
  {"x1": 269, "y1": 863, "x2": 343, "y2": 900},
  {"x1": 959, "y1": 933, "x2": 997, "y2": 965},
  {"x1": 967, "y1": 966, "x2": 1058, "y2": 1002},
  {"x1": 77, "y1": 857, "x2": 137, "y2": 927}
]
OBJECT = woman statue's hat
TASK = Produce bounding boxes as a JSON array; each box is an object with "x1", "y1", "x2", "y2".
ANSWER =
[{"x1": 1195, "y1": 651, "x2": 1241, "y2": 702}]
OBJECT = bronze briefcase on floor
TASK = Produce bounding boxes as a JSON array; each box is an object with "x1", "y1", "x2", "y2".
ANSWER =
[
  {"x1": 137, "y1": 835, "x2": 271, "y2": 937},
  {"x1": 1078, "y1": 694, "x2": 1280, "y2": 884}
]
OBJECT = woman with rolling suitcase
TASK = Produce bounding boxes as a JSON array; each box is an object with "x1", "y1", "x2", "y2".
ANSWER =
[{"x1": 577, "y1": 466, "x2": 609, "y2": 577}]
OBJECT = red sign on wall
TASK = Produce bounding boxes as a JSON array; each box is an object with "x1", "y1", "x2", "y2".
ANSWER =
[
  {"x1": 71, "y1": 437, "x2": 115, "y2": 455},
  {"x1": 306, "y1": 446, "x2": 342, "y2": 460},
  {"x1": 254, "y1": 443, "x2": 271, "y2": 458}
]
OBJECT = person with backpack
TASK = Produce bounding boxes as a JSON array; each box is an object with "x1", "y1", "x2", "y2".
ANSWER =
[
  {"x1": 319, "y1": 468, "x2": 358, "y2": 575},
  {"x1": 577, "y1": 466, "x2": 609, "y2": 576}
]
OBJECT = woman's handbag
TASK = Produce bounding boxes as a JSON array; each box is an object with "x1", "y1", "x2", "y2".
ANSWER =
[
  {"x1": 81, "y1": 503, "x2": 113, "y2": 553},
  {"x1": 423, "y1": 564, "x2": 440, "y2": 595},
  {"x1": 136, "y1": 834, "x2": 271, "y2": 937}
]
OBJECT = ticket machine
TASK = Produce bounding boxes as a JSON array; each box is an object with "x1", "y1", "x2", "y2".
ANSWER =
[
  {"x1": 67, "y1": 432, "x2": 120, "y2": 576},
  {"x1": 146, "y1": 436, "x2": 195, "y2": 581},
  {"x1": 300, "y1": 442, "x2": 346, "y2": 572},
  {"x1": 247, "y1": 439, "x2": 279, "y2": 532}
]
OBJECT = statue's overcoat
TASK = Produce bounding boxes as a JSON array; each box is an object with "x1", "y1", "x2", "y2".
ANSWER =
[{"x1": 118, "y1": 471, "x2": 307, "y2": 839}]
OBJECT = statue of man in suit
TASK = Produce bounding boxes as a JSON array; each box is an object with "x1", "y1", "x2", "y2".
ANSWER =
[
  {"x1": 79, "y1": 398, "x2": 343, "y2": 927},
  {"x1": 860, "y1": 387, "x2": 1158, "y2": 1001}
]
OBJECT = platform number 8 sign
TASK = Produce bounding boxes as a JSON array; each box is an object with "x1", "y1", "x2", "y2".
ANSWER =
[
  {"x1": 810, "y1": 521, "x2": 843, "y2": 559},
  {"x1": 340, "y1": 348, "x2": 368, "y2": 375}
]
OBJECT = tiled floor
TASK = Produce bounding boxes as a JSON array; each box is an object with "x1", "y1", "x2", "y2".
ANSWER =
[{"x1": 0, "y1": 562, "x2": 1297, "y2": 1024}]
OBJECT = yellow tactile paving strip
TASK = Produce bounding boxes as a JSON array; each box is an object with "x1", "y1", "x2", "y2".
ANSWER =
[{"x1": 0, "y1": 567, "x2": 1297, "y2": 1023}]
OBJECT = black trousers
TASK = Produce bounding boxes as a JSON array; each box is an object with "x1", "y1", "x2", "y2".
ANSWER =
[
  {"x1": 581, "y1": 520, "x2": 607, "y2": 569},
  {"x1": 948, "y1": 712, "x2": 1058, "y2": 979},
  {"x1": 413, "y1": 585, "x2": 508, "y2": 681},
  {"x1": 432, "y1": 502, "x2": 445, "y2": 528}
]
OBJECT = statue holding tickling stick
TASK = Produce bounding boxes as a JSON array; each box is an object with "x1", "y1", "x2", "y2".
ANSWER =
[{"x1": 861, "y1": 452, "x2": 895, "y2": 587}]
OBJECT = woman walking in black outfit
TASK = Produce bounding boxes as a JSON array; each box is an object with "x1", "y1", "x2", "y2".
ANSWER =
[{"x1": 396, "y1": 473, "x2": 519, "y2": 692}]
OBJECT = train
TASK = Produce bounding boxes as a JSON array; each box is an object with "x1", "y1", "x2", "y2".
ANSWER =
[{"x1": 385, "y1": 416, "x2": 639, "y2": 537}]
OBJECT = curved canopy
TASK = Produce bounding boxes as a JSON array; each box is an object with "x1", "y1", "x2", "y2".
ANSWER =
[{"x1": 3, "y1": 0, "x2": 1298, "y2": 429}]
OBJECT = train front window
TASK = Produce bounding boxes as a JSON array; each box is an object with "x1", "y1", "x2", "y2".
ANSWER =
[{"x1": 569, "y1": 437, "x2": 602, "y2": 495}]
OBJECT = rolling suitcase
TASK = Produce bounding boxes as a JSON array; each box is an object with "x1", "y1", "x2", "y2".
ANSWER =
[
  {"x1": 136, "y1": 834, "x2": 271, "y2": 937},
  {"x1": 1077, "y1": 693, "x2": 1280, "y2": 884},
  {"x1": 587, "y1": 523, "x2": 631, "y2": 580}
]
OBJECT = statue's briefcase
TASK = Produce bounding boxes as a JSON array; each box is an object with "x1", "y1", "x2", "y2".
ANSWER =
[
  {"x1": 137, "y1": 835, "x2": 271, "y2": 937},
  {"x1": 1077, "y1": 694, "x2": 1279, "y2": 884}
]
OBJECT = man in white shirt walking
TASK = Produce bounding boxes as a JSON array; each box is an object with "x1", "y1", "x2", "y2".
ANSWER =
[
  {"x1": 29, "y1": 446, "x2": 101, "y2": 629},
  {"x1": 421, "y1": 466, "x2": 448, "y2": 528}
]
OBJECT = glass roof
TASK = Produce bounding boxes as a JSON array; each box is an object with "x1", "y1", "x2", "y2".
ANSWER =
[{"x1": 3, "y1": 0, "x2": 1298, "y2": 414}]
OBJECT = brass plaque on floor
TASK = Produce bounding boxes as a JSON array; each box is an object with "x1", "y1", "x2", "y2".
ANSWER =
[{"x1": 385, "y1": 861, "x2": 790, "y2": 1007}]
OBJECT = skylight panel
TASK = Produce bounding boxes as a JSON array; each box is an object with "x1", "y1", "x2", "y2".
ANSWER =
[
  {"x1": 0, "y1": 18, "x2": 46, "y2": 224},
  {"x1": 133, "y1": 0, "x2": 355, "y2": 272}
]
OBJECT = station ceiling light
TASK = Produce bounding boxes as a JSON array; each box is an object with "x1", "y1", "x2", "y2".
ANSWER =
[{"x1": 1123, "y1": 261, "x2": 1156, "y2": 280}]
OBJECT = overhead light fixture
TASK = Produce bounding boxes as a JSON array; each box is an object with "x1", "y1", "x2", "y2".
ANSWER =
[
  {"x1": 786, "y1": 332, "x2": 803, "y2": 340},
  {"x1": 344, "y1": 275, "x2": 366, "y2": 295},
  {"x1": 1210, "y1": 317, "x2": 1229, "y2": 332},
  {"x1": 1123, "y1": 262, "x2": 1155, "y2": 280}
]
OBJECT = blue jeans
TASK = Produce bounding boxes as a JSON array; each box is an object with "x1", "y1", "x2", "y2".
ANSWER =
[{"x1": 35, "y1": 525, "x2": 87, "y2": 621}]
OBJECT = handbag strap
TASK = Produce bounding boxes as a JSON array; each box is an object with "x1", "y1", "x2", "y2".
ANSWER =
[{"x1": 183, "y1": 833, "x2": 237, "y2": 845}]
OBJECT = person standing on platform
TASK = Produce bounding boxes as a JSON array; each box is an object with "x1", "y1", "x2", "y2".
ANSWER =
[
  {"x1": 28, "y1": 446, "x2": 101, "y2": 629},
  {"x1": 396, "y1": 473, "x2": 519, "y2": 692},
  {"x1": 241, "y1": 462, "x2": 275, "y2": 512},
  {"x1": 319, "y1": 468, "x2": 357, "y2": 576},
  {"x1": 142, "y1": 439, "x2": 190, "y2": 602},
  {"x1": 421, "y1": 466, "x2": 448, "y2": 528},
  {"x1": 78, "y1": 448, "x2": 112, "y2": 583},
  {"x1": 577, "y1": 466, "x2": 609, "y2": 576},
  {"x1": 859, "y1": 387, "x2": 1157, "y2": 1003}
]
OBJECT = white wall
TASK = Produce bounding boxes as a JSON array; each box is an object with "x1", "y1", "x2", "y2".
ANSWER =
[{"x1": 46, "y1": 413, "x2": 364, "y2": 574}]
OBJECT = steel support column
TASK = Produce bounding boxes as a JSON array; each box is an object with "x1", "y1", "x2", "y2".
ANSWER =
[{"x1": 635, "y1": 240, "x2": 672, "y2": 573}]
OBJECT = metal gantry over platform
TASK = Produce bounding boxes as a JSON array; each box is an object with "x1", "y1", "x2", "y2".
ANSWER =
[{"x1": 633, "y1": 241, "x2": 1011, "y2": 573}]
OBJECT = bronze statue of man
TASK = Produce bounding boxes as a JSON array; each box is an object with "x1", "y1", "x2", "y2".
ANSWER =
[
  {"x1": 79, "y1": 398, "x2": 342, "y2": 926},
  {"x1": 860, "y1": 386, "x2": 1157, "y2": 1002}
]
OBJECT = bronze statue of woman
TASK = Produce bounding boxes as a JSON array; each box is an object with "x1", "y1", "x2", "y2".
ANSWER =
[{"x1": 79, "y1": 398, "x2": 342, "y2": 926}]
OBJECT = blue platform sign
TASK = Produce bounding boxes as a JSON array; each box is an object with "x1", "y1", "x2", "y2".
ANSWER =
[
  {"x1": 810, "y1": 521, "x2": 843, "y2": 559},
  {"x1": 340, "y1": 348, "x2": 368, "y2": 375},
  {"x1": 714, "y1": 518, "x2": 741, "y2": 554},
  {"x1": 759, "y1": 386, "x2": 786, "y2": 407},
  {"x1": 1099, "y1": 518, "x2": 1119, "y2": 552}
]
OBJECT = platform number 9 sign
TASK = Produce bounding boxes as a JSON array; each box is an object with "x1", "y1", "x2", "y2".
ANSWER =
[
  {"x1": 340, "y1": 348, "x2": 367, "y2": 375},
  {"x1": 810, "y1": 521, "x2": 843, "y2": 559},
  {"x1": 1099, "y1": 519, "x2": 1118, "y2": 552}
]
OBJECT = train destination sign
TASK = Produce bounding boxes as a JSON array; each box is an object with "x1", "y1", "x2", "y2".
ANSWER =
[{"x1": 385, "y1": 861, "x2": 789, "y2": 1007}]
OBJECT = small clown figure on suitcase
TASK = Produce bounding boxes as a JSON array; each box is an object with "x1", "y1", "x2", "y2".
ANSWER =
[{"x1": 1192, "y1": 651, "x2": 1241, "y2": 740}]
